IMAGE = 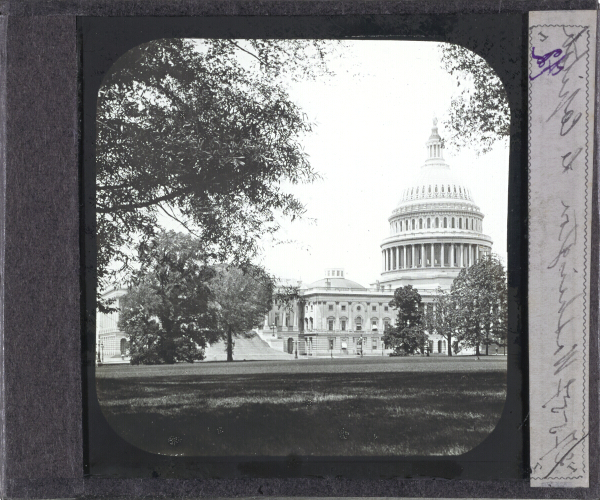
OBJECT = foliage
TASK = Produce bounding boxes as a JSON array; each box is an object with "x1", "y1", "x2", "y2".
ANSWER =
[
  {"x1": 96, "y1": 38, "x2": 337, "y2": 311},
  {"x1": 209, "y1": 263, "x2": 274, "y2": 361},
  {"x1": 450, "y1": 254, "x2": 508, "y2": 356},
  {"x1": 440, "y1": 43, "x2": 510, "y2": 155},
  {"x1": 424, "y1": 287, "x2": 460, "y2": 356},
  {"x1": 383, "y1": 285, "x2": 427, "y2": 355},
  {"x1": 118, "y1": 230, "x2": 275, "y2": 364},
  {"x1": 118, "y1": 231, "x2": 219, "y2": 364}
]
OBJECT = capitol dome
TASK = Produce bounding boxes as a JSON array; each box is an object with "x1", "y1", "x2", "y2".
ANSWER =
[{"x1": 379, "y1": 119, "x2": 493, "y2": 293}]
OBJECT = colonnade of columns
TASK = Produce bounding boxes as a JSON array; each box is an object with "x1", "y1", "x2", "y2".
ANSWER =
[{"x1": 382, "y1": 243, "x2": 483, "y2": 271}]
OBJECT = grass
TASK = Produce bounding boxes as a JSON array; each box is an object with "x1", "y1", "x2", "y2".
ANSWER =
[{"x1": 96, "y1": 356, "x2": 507, "y2": 457}]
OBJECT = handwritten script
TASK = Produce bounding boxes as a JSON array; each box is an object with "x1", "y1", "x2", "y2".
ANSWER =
[{"x1": 528, "y1": 12, "x2": 594, "y2": 488}]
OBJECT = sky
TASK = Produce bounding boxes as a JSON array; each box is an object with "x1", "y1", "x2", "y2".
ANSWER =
[{"x1": 249, "y1": 40, "x2": 509, "y2": 287}]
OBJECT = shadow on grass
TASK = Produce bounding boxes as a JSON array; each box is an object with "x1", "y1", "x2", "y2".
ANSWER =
[{"x1": 97, "y1": 364, "x2": 506, "y2": 457}]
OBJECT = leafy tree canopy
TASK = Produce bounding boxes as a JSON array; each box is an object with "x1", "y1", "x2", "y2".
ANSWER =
[
  {"x1": 209, "y1": 263, "x2": 274, "y2": 361},
  {"x1": 118, "y1": 230, "x2": 219, "y2": 364},
  {"x1": 96, "y1": 38, "x2": 337, "y2": 311},
  {"x1": 424, "y1": 287, "x2": 460, "y2": 356},
  {"x1": 450, "y1": 254, "x2": 507, "y2": 356},
  {"x1": 118, "y1": 230, "x2": 275, "y2": 364},
  {"x1": 384, "y1": 285, "x2": 427, "y2": 355},
  {"x1": 440, "y1": 43, "x2": 510, "y2": 155}
]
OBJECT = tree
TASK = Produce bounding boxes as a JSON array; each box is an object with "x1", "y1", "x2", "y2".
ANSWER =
[
  {"x1": 96, "y1": 38, "x2": 337, "y2": 311},
  {"x1": 383, "y1": 285, "x2": 427, "y2": 355},
  {"x1": 440, "y1": 43, "x2": 509, "y2": 155},
  {"x1": 118, "y1": 230, "x2": 219, "y2": 364},
  {"x1": 209, "y1": 264, "x2": 274, "y2": 362},
  {"x1": 424, "y1": 287, "x2": 460, "y2": 356},
  {"x1": 450, "y1": 254, "x2": 508, "y2": 356}
]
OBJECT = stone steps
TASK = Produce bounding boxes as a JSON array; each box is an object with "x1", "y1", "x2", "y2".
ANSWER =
[{"x1": 203, "y1": 334, "x2": 295, "y2": 362}]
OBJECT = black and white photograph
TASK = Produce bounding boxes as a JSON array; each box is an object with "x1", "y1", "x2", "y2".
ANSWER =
[{"x1": 91, "y1": 37, "x2": 511, "y2": 458}]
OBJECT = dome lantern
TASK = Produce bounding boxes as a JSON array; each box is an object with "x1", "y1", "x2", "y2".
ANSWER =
[{"x1": 425, "y1": 117, "x2": 444, "y2": 161}]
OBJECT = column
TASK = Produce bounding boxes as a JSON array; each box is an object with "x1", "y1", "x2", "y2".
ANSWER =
[
  {"x1": 431, "y1": 243, "x2": 435, "y2": 267},
  {"x1": 421, "y1": 244, "x2": 425, "y2": 268},
  {"x1": 450, "y1": 243, "x2": 454, "y2": 267},
  {"x1": 476, "y1": 245, "x2": 479, "y2": 262},
  {"x1": 382, "y1": 251, "x2": 385, "y2": 272},
  {"x1": 459, "y1": 243, "x2": 463, "y2": 267},
  {"x1": 411, "y1": 245, "x2": 415, "y2": 268},
  {"x1": 396, "y1": 246, "x2": 400, "y2": 270},
  {"x1": 402, "y1": 246, "x2": 406, "y2": 268},
  {"x1": 441, "y1": 242, "x2": 445, "y2": 267}
]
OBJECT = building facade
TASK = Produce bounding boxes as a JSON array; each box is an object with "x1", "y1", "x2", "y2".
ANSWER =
[{"x1": 259, "y1": 119, "x2": 494, "y2": 356}]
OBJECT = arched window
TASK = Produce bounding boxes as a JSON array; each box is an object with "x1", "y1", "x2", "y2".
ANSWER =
[
  {"x1": 419, "y1": 219, "x2": 423, "y2": 229},
  {"x1": 427, "y1": 218, "x2": 431, "y2": 228},
  {"x1": 355, "y1": 317, "x2": 362, "y2": 331},
  {"x1": 428, "y1": 185, "x2": 431, "y2": 193},
  {"x1": 459, "y1": 219, "x2": 462, "y2": 229},
  {"x1": 444, "y1": 217, "x2": 447, "y2": 228},
  {"x1": 435, "y1": 217, "x2": 439, "y2": 228},
  {"x1": 452, "y1": 217, "x2": 455, "y2": 228},
  {"x1": 416, "y1": 187, "x2": 419, "y2": 194},
  {"x1": 441, "y1": 185, "x2": 444, "y2": 193},
  {"x1": 412, "y1": 219, "x2": 416, "y2": 229},
  {"x1": 435, "y1": 185, "x2": 438, "y2": 193}
]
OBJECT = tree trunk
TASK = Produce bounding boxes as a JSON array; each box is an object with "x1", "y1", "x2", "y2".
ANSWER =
[
  {"x1": 475, "y1": 343, "x2": 480, "y2": 357},
  {"x1": 227, "y1": 328, "x2": 233, "y2": 362},
  {"x1": 447, "y1": 334, "x2": 452, "y2": 356},
  {"x1": 485, "y1": 327, "x2": 490, "y2": 355}
]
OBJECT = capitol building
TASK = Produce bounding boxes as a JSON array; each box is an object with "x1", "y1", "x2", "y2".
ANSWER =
[
  {"x1": 260, "y1": 119, "x2": 493, "y2": 357},
  {"x1": 97, "y1": 120, "x2": 495, "y2": 360}
]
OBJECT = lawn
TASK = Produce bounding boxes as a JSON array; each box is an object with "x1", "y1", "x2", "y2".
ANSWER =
[{"x1": 96, "y1": 356, "x2": 507, "y2": 457}]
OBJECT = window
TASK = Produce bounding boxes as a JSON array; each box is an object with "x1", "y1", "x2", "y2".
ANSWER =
[
  {"x1": 355, "y1": 317, "x2": 362, "y2": 331},
  {"x1": 341, "y1": 305, "x2": 346, "y2": 311},
  {"x1": 419, "y1": 219, "x2": 423, "y2": 229},
  {"x1": 285, "y1": 315, "x2": 289, "y2": 327},
  {"x1": 357, "y1": 306, "x2": 361, "y2": 311},
  {"x1": 427, "y1": 218, "x2": 431, "y2": 228},
  {"x1": 328, "y1": 304, "x2": 334, "y2": 311},
  {"x1": 384, "y1": 306, "x2": 389, "y2": 312},
  {"x1": 341, "y1": 320, "x2": 346, "y2": 331},
  {"x1": 372, "y1": 305, "x2": 376, "y2": 311},
  {"x1": 274, "y1": 317, "x2": 278, "y2": 326},
  {"x1": 328, "y1": 319, "x2": 334, "y2": 331},
  {"x1": 372, "y1": 319, "x2": 378, "y2": 330},
  {"x1": 459, "y1": 219, "x2": 462, "y2": 229},
  {"x1": 329, "y1": 338, "x2": 334, "y2": 350},
  {"x1": 372, "y1": 338, "x2": 378, "y2": 349},
  {"x1": 452, "y1": 217, "x2": 455, "y2": 228}
]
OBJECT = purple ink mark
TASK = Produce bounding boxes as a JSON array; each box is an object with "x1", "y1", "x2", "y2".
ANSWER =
[{"x1": 530, "y1": 47, "x2": 566, "y2": 80}]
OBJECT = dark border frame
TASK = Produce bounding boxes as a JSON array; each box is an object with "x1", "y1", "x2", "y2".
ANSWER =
[{"x1": 1, "y1": 1, "x2": 598, "y2": 499}]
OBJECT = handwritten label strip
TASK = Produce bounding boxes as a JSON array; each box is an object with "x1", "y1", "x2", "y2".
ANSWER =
[{"x1": 529, "y1": 10, "x2": 596, "y2": 488}]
